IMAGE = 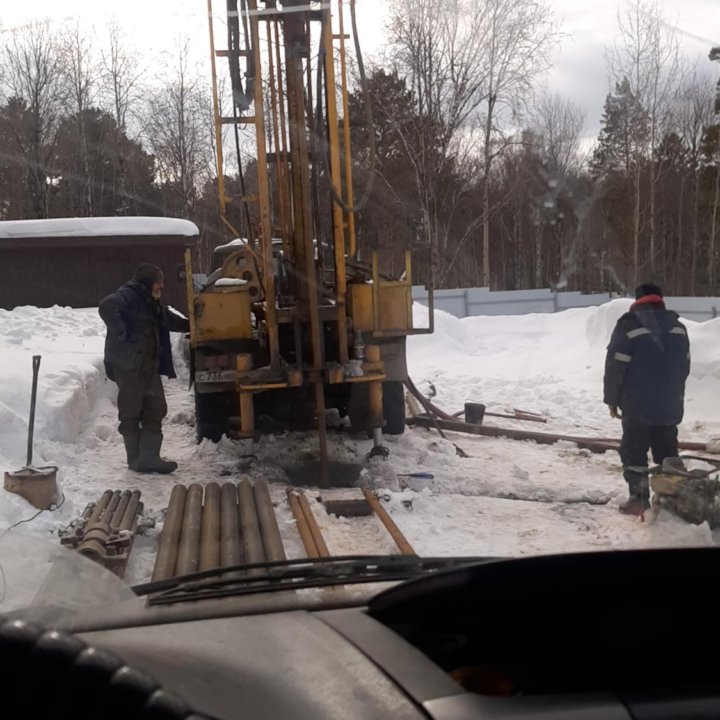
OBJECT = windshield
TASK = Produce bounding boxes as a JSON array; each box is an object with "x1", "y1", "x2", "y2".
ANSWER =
[{"x1": 1, "y1": 0, "x2": 719, "y2": 621}]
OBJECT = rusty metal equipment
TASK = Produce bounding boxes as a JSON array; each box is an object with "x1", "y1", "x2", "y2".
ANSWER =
[
  {"x1": 59, "y1": 489, "x2": 152, "y2": 577},
  {"x1": 646, "y1": 456, "x2": 720, "y2": 527},
  {"x1": 288, "y1": 486, "x2": 415, "y2": 559},
  {"x1": 362, "y1": 489, "x2": 416, "y2": 556},
  {"x1": 152, "y1": 480, "x2": 286, "y2": 583},
  {"x1": 187, "y1": 0, "x2": 434, "y2": 488},
  {"x1": 4, "y1": 355, "x2": 58, "y2": 510}
]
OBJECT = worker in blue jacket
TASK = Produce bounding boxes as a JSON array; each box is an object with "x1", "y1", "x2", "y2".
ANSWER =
[{"x1": 603, "y1": 284, "x2": 691, "y2": 515}]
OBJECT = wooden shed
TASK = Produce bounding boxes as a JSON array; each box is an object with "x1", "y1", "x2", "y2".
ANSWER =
[{"x1": 0, "y1": 217, "x2": 200, "y2": 312}]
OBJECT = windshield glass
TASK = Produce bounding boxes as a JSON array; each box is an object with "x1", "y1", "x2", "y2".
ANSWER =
[{"x1": 1, "y1": 0, "x2": 719, "y2": 617}]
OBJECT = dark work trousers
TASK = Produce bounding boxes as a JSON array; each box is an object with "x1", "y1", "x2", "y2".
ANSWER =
[
  {"x1": 115, "y1": 367, "x2": 168, "y2": 436},
  {"x1": 619, "y1": 417, "x2": 679, "y2": 493}
]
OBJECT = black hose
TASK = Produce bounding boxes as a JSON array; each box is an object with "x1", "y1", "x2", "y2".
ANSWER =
[{"x1": 314, "y1": 0, "x2": 377, "y2": 216}]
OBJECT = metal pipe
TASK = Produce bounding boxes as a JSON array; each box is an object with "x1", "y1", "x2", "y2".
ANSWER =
[
  {"x1": 286, "y1": 488, "x2": 319, "y2": 558},
  {"x1": 27, "y1": 355, "x2": 41, "y2": 467},
  {"x1": 119, "y1": 490, "x2": 142, "y2": 532},
  {"x1": 110, "y1": 490, "x2": 132, "y2": 529},
  {"x1": 176, "y1": 483, "x2": 204, "y2": 576},
  {"x1": 207, "y1": 0, "x2": 228, "y2": 227},
  {"x1": 322, "y1": 9, "x2": 349, "y2": 367},
  {"x1": 238, "y1": 480, "x2": 265, "y2": 566},
  {"x1": 315, "y1": 381, "x2": 329, "y2": 488},
  {"x1": 253, "y1": 480, "x2": 286, "y2": 562},
  {"x1": 367, "y1": 345, "x2": 383, "y2": 434},
  {"x1": 405, "y1": 416, "x2": 620, "y2": 455},
  {"x1": 240, "y1": 392, "x2": 255, "y2": 438},
  {"x1": 297, "y1": 491, "x2": 330, "y2": 557},
  {"x1": 274, "y1": 20, "x2": 293, "y2": 271},
  {"x1": 362, "y1": 488, "x2": 415, "y2": 556},
  {"x1": 250, "y1": 2, "x2": 280, "y2": 368},
  {"x1": 293, "y1": 9, "x2": 329, "y2": 491},
  {"x1": 89, "y1": 490, "x2": 113, "y2": 524},
  {"x1": 151, "y1": 485, "x2": 188, "y2": 582},
  {"x1": 338, "y1": 0, "x2": 357, "y2": 259},
  {"x1": 266, "y1": 19, "x2": 291, "y2": 265},
  {"x1": 102, "y1": 491, "x2": 121, "y2": 524},
  {"x1": 200, "y1": 482, "x2": 221, "y2": 571},
  {"x1": 220, "y1": 482, "x2": 242, "y2": 567}
]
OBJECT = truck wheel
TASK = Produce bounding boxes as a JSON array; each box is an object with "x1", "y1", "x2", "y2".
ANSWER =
[
  {"x1": 194, "y1": 391, "x2": 229, "y2": 443},
  {"x1": 382, "y1": 381, "x2": 406, "y2": 435}
]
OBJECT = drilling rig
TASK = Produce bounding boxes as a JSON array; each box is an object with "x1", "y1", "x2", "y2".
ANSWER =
[{"x1": 185, "y1": 0, "x2": 433, "y2": 487}]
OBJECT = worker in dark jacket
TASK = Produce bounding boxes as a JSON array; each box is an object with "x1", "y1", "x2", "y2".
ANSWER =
[
  {"x1": 99, "y1": 264, "x2": 190, "y2": 473},
  {"x1": 604, "y1": 283, "x2": 690, "y2": 515}
]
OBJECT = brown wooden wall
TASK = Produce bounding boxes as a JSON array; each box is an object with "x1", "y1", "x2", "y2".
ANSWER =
[{"x1": 0, "y1": 243, "x2": 193, "y2": 313}]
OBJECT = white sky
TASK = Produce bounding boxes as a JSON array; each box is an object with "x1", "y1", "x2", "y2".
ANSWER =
[{"x1": 2, "y1": 0, "x2": 718, "y2": 141}]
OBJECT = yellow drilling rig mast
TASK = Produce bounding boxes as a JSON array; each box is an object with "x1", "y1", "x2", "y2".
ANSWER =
[{"x1": 185, "y1": 0, "x2": 432, "y2": 486}]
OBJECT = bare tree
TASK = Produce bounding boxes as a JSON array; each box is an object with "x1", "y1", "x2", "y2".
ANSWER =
[
  {"x1": 100, "y1": 21, "x2": 144, "y2": 213},
  {"x1": 608, "y1": 0, "x2": 681, "y2": 282},
  {"x1": 385, "y1": 0, "x2": 491, "y2": 284},
  {"x1": 0, "y1": 21, "x2": 65, "y2": 218},
  {"x1": 478, "y1": 0, "x2": 560, "y2": 287},
  {"x1": 143, "y1": 39, "x2": 214, "y2": 219},
  {"x1": 529, "y1": 93, "x2": 585, "y2": 287},
  {"x1": 531, "y1": 91, "x2": 586, "y2": 174},
  {"x1": 675, "y1": 66, "x2": 715, "y2": 293},
  {"x1": 59, "y1": 21, "x2": 99, "y2": 216}
]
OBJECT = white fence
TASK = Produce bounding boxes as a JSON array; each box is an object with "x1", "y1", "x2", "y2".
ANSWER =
[{"x1": 412, "y1": 286, "x2": 720, "y2": 323}]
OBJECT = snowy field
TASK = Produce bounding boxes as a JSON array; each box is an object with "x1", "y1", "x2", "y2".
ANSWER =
[{"x1": 1, "y1": 299, "x2": 719, "y2": 589}]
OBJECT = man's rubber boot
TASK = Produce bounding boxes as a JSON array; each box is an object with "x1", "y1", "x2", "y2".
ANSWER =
[
  {"x1": 619, "y1": 495, "x2": 651, "y2": 516},
  {"x1": 619, "y1": 475, "x2": 650, "y2": 516},
  {"x1": 123, "y1": 432, "x2": 141, "y2": 470},
  {"x1": 136, "y1": 431, "x2": 177, "y2": 474}
]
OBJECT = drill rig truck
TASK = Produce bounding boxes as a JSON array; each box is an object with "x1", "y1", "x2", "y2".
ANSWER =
[{"x1": 185, "y1": 0, "x2": 433, "y2": 487}]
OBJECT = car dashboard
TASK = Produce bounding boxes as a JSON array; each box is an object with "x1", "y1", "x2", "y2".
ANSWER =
[{"x1": 74, "y1": 547, "x2": 720, "y2": 719}]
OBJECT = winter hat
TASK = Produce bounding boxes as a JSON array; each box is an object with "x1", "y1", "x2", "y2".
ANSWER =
[
  {"x1": 134, "y1": 263, "x2": 163, "y2": 290},
  {"x1": 635, "y1": 283, "x2": 663, "y2": 300}
]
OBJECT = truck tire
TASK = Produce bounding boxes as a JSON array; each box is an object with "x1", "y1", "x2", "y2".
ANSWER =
[
  {"x1": 194, "y1": 391, "x2": 230, "y2": 443},
  {"x1": 382, "y1": 381, "x2": 406, "y2": 435}
]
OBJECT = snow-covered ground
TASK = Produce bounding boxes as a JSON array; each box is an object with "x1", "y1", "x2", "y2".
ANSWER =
[{"x1": 1, "y1": 299, "x2": 719, "y2": 593}]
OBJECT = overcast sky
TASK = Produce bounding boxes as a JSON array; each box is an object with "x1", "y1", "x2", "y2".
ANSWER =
[{"x1": 3, "y1": 0, "x2": 718, "y2": 142}]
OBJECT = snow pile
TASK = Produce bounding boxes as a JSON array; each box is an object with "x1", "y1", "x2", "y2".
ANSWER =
[
  {"x1": 0, "y1": 306, "x2": 108, "y2": 470},
  {"x1": 409, "y1": 299, "x2": 720, "y2": 439}
]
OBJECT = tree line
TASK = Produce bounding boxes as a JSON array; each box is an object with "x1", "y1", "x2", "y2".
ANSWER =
[
  {"x1": 0, "y1": 20, "x2": 223, "y2": 265},
  {"x1": 1, "y1": 3, "x2": 719, "y2": 295}
]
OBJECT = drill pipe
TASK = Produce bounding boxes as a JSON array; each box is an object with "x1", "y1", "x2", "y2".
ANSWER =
[
  {"x1": 88, "y1": 490, "x2": 113, "y2": 524},
  {"x1": 176, "y1": 483, "x2": 204, "y2": 576},
  {"x1": 119, "y1": 491, "x2": 142, "y2": 532},
  {"x1": 151, "y1": 485, "x2": 187, "y2": 582},
  {"x1": 101, "y1": 491, "x2": 122, "y2": 524},
  {"x1": 220, "y1": 482, "x2": 242, "y2": 567},
  {"x1": 296, "y1": 491, "x2": 330, "y2": 557},
  {"x1": 200, "y1": 482, "x2": 221, "y2": 571},
  {"x1": 362, "y1": 488, "x2": 415, "y2": 556},
  {"x1": 253, "y1": 480, "x2": 286, "y2": 562},
  {"x1": 238, "y1": 480, "x2": 265, "y2": 568},
  {"x1": 286, "y1": 489, "x2": 319, "y2": 558},
  {"x1": 111, "y1": 490, "x2": 132, "y2": 529}
]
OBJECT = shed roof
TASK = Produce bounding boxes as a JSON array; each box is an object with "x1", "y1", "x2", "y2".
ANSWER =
[{"x1": 0, "y1": 217, "x2": 200, "y2": 248}]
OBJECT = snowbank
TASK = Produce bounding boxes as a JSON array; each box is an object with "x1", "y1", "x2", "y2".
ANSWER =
[
  {"x1": 0, "y1": 306, "x2": 109, "y2": 471},
  {"x1": 409, "y1": 299, "x2": 720, "y2": 439}
]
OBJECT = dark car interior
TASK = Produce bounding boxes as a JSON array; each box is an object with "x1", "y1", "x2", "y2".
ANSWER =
[{"x1": 3, "y1": 546, "x2": 720, "y2": 719}]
